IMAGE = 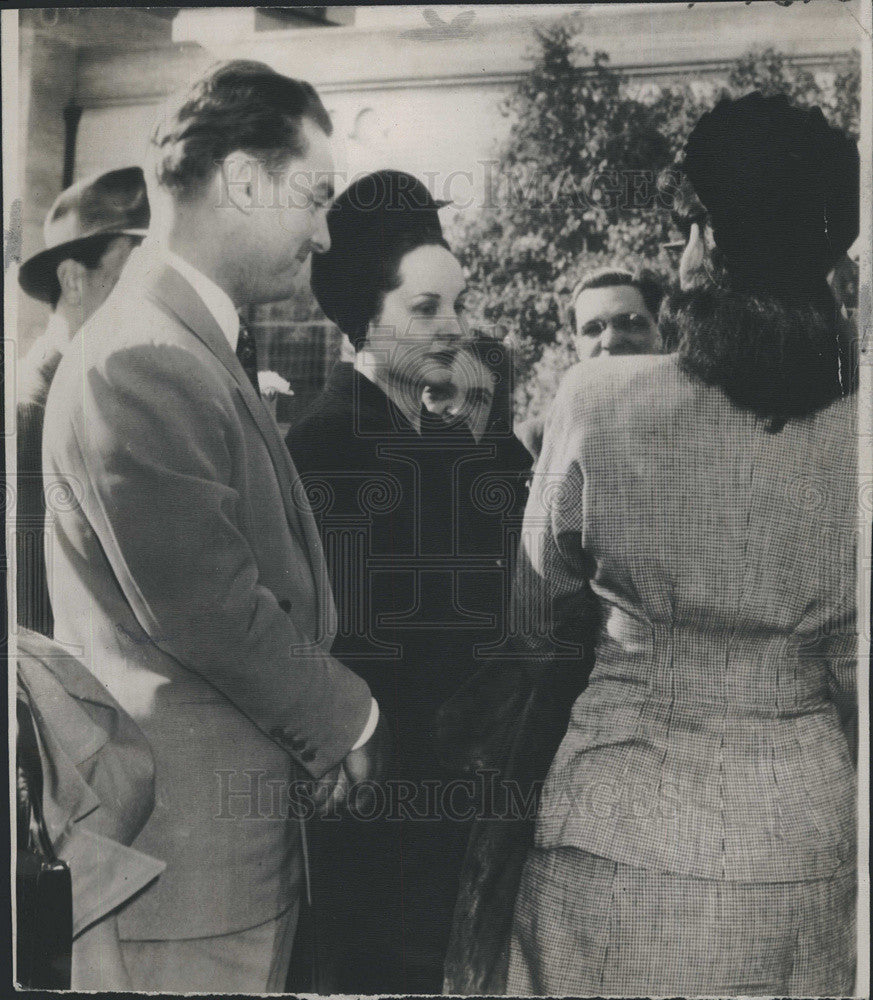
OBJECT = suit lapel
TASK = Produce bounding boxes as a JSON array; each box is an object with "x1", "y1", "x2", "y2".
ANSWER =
[
  {"x1": 234, "y1": 385, "x2": 306, "y2": 535},
  {"x1": 236, "y1": 385, "x2": 337, "y2": 612},
  {"x1": 136, "y1": 254, "x2": 335, "y2": 635},
  {"x1": 141, "y1": 257, "x2": 247, "y2": 392}
]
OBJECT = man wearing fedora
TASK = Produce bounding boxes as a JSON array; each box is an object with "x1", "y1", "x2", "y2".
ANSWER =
[
  {"x1": 42, "y1": 60, "x2": 388, "y2": 992},
  {"x1": 17, "y1": 166, "x2": 149, "y2": 636}
]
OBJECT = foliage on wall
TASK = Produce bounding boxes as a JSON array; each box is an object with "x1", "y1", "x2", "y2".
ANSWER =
[{"x1": 450, "y1": 15, "x2": 860, "y2": 418}]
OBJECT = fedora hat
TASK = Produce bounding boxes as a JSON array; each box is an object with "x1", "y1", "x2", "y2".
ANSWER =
[{"x1": 19, "y1": 166, "x2": 150, "y2": 303}]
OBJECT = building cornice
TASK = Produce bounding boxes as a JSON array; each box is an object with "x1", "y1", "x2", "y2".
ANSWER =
[{"x1": 73, "y1": 2, "x2": 861, "y2": 108}]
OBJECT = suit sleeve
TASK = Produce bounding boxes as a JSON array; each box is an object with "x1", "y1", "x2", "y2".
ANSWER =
[
  {"x1": 64, "y1": 342, "x2": 371, "y2": 778},
  {"x1": 512, "y1": 374, "x2": 600, "y2": 670}
]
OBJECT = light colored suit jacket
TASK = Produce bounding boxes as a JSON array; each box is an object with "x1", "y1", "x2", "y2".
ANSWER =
[
  {"x1": 519, "y1": 354, "x2": 857, "y2": 882},
  {"x1": 43, "y1": 246, "x2": 372, "y2": 940}
]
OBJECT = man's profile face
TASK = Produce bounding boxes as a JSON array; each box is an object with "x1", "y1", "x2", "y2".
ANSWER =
[
  {"x1": 78, "y1": 235, "x2": 140, "y2": 324},
  {"x1": 249, "y1": 118, "x2": 335, "y2": 304},
  {"x1": 572, "y1": 284, "x2": 660, "y2": 359}
]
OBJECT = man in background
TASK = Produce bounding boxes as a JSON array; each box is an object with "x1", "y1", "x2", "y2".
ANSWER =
[
  {"x1": 516, "y1": 266, "x2": 665, "y2": 460},
  {"x1": 568, "y1": 266, "x2": 663, "y2": 360},
  {"x1": 16, "y1": 167, "x2": 149, "y2": 635}
]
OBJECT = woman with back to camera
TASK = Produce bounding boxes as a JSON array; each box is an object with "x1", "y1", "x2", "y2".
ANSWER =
[
  {"x1": 286, "y1": 170, "x2": 531, "y2": 994},
  {"x1": 505, "y1": 92, "x2": 859, "y2": 995}
]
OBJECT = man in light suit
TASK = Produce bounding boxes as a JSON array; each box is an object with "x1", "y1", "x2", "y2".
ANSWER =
[{"x1": 43, "y1": 60, "x2": 388, "y2": 993}]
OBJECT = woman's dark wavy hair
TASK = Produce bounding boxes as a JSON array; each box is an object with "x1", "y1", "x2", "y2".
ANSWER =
[
  {"x1": 662, "y1": 93, "x2": 859, "y2": 427},
  {"x1": 150, "y1": 60, "x2": 332, "y2": 199},
  {"x1": 660, "y1": 263, "x2": 853, "y2": 429},
  {"x1": 311, "y1": 170, "x2": 450, "y2": 345}
]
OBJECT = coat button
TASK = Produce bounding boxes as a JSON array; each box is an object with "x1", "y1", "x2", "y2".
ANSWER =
[
  {"x1": 279, "y1": 599, "x2": 292, "y2": 614},
  {"x1": 301, "y1": 748, "x2": 316, "y2": 763}
]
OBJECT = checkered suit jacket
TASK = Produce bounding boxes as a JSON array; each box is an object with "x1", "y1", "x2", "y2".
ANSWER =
[{"x1": 519, "y1": 354, "x2": 857, "y2": 881}]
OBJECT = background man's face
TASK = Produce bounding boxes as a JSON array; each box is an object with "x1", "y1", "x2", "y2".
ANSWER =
[
  {"x1": 572, "y1": 284, "x2": 660, "y2": 359},
  {"x1": 78, "y1": 235, "x2": 140, "y2": 323},
  {"x1": 247, "y1": 118, "x2": 335, "y2": 304}
]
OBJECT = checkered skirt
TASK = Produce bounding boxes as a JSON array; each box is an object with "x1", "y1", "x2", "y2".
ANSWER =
[{"x1": 507, "y1": 846, "x2": 856, "y2": 996}]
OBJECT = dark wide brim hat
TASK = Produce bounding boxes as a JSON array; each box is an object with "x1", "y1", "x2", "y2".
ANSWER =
[
  {"x1": 682, "y1": 91, "x2": 859, "y2": 298},
  {"x1": 19, "y1": 165, "x2": 150, "y2": 304}
]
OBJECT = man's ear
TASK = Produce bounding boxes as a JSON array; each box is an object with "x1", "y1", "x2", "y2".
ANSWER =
[
  {"x1": 56, "y1": 258, "x2": 85, "y2": 306},
  {"x1": 220, "y1": 151, "x2": 257, "y2": 214}
]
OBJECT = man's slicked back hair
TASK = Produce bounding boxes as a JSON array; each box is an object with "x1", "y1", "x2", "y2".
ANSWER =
[
  {"x1": 569, "y1": 266, "x2": 665, "y2": 329},
  {"x1": 150, "y1": 60, "x2": 332, "y2": 199}
]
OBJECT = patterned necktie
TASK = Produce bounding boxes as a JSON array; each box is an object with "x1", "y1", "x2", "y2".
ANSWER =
[{"x1": 236, "y1": 320, "x2": 260, "y2": 396}]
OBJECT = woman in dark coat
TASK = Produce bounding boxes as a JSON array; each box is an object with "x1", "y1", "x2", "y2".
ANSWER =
[
  {"x1": 286, "y1": 170, "x2": 531, "y2": 994},
  {"x1": 505, "y1": 92, "x2": 859, "y2": 996}
]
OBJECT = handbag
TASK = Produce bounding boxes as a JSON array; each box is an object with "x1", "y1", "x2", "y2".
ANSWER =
[{"x1": 16, "y1": 696, "x2": 73, "y2": 990}]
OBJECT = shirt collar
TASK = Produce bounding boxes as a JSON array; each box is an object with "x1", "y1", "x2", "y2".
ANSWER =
[{"x1": 145, "y1": 239, "x2": 241, "y2": 351}]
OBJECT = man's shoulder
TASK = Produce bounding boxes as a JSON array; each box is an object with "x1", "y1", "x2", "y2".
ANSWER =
[
  {"x1": 46, "y1": 288, "x2": 232, "y2": 435},
  {"x1": 59, "y1": 284, "x2": 221, "y2": 385},
  {"x1": 81, "y1": 283, "x2": 187, "y2": 348}
]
